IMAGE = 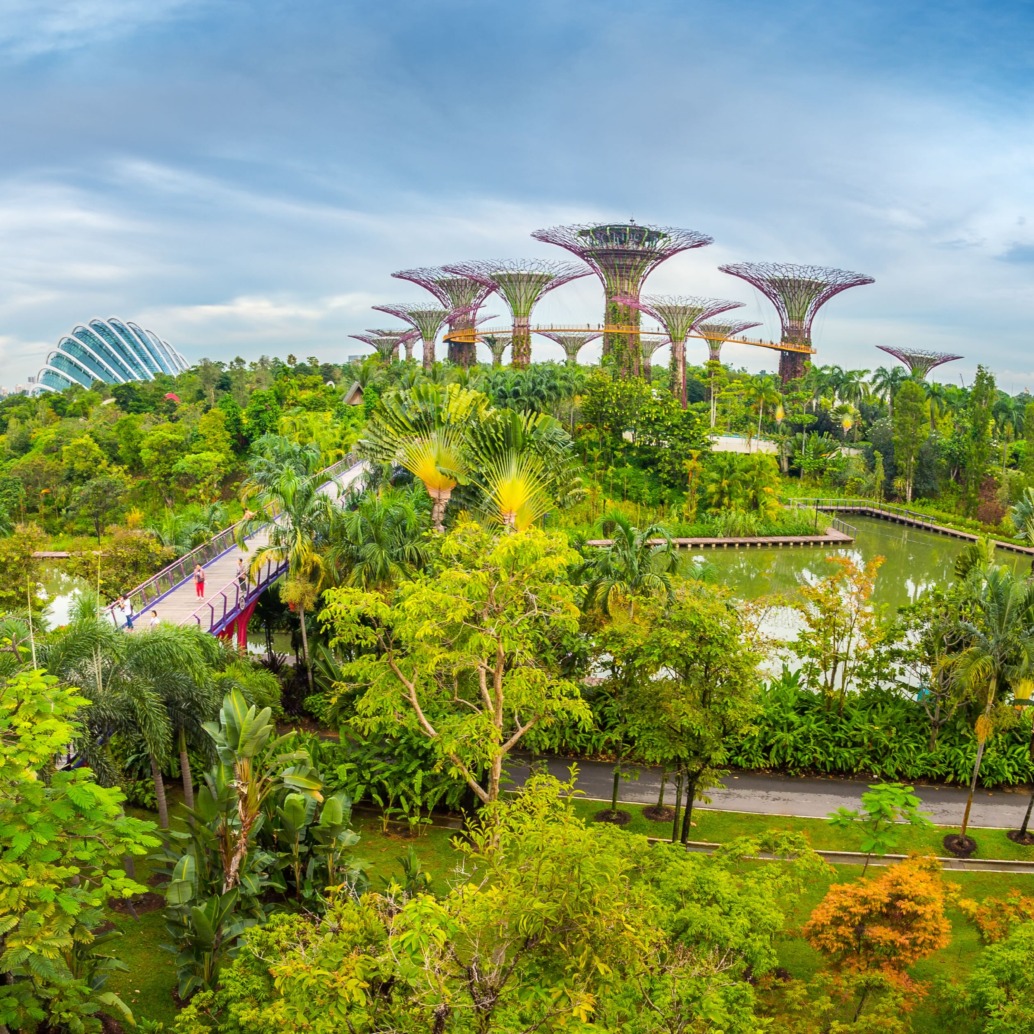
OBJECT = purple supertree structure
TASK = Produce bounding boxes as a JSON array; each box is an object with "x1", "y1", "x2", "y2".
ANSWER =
[
  {"x1": 443, "y1": 260, "x2": 589, "y2": 368},
  {"x1": 718, "y1": 262, "x2": 874, "y2": 383},
  {"x1": 481, "y1": 331, "x2": 514, "y2": 368},
  {"x1": 391, "y1": 267, "x2": 494, "y2": 367},
  {"x1": 531, "y1": 221, "x2": 713, "y2": 377},
  {"x1": 876, "y1": 345, "x2": 963, "y2": 380},
  {"x1": 370, "y1": 304, "x2": 456, "y2": 370},
  {"x1": 349, "y1": 329, "x2": 417, "y2": 362},
  {"x1": 536, "y1": 330, "x2": 601, "y2": 366},
  {"x1": 696, "y1": 321, "x2": 762, "y2": 427},
  {"x1": 615, "y1": 295, "x2": 744, "y2": 407}
]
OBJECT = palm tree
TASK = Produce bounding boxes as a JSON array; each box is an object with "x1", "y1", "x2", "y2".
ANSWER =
[
  {"x1": 41, "y1": 601, "x2": 224, "y2": 828},
  {"x1": 579, "y1": 513, "x2": 679, "y2": 617},
  {"x1": 327, "y1": 486, "x2": 430, "y2": 591},
  {"x1": 870, "y1": 365, "x2": 909, "y2": 415},
  {"x1": 360, "y1": 383, "x2": 490, "y2": 531},
  {"x1": 241, "y1": 465, "x2": 334, "y2": 695},
  {"x1": 742, "y1": 374, "x2": 782, "y2": 440},
  {"x1": 948, "y1": 566, "x2": 1034, "y2": 842},
  {"x1": 1011, "y1": 488, "x2": 1034, "y2": 544}
]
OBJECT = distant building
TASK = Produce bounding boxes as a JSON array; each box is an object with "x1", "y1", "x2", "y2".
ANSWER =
[{"x1": 35, "y1": 317, "x2": 187, "y2": 392}]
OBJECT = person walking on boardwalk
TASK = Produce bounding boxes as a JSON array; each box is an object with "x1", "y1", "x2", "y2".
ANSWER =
[
  {"x1": 148, "y1": 610, "x2": 160, "y2": 630},
  {"x1": 236, "y1": 557, "x2": 248, "y2": 595},
  {"x1": 193, "y1": 563, "x2": 206, "y2": 598},
  {"x1": 119, "y1": 595, "x2": 134, "y2": 630}
]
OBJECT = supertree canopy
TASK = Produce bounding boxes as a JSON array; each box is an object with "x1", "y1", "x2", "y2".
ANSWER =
[
  {"x1": 391, "y1": 267, "x2": 494, "y2": 367},
  {"x1": 696, "y1": 320, "x2": 763, "y2": 428},
  {"x1": 615, "y1": 295, "x2": 744, "y2": 406},
  {"x1": 876, "y1": 345, "x2": 963, "y2": 380},
  {"x1": 531, "y1": 221, "x2": 713, "y2": 376},
  {"x1": 718, "y1": 262, "x2": 874, "y2": 383},
  {"x1": 350, "y1": 329, "x2": 417, "y2": 362},
  {"x1": 371, "y1": 304, "x2": 455, "y2": 369},
  {"x1": 536, "y1": 330, "x2": 601, "y2": 366},
  {"x1": 444, "y1": 260, "x2": 589, "y2": 368}
]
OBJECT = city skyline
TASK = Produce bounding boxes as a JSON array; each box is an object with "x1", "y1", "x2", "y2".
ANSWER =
[{"x1": 3, "y1": 0, "x2": 1034, "y2": 388}]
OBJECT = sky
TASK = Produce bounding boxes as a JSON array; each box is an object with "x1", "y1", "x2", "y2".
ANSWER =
[{"x1": 3, "y1": 0, "x2": 1034, "y2": 390}]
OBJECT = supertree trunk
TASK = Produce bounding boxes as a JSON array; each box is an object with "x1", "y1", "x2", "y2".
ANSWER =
[
  {"x1": 511, "y1": 317, "x2": 532, "y2": 369},
  {"x1": 779, "y1": 347, "x2": 807, "y2": 383},
  {"x1": 422, "y1": 334, "x2": 436, "y2": 370}
]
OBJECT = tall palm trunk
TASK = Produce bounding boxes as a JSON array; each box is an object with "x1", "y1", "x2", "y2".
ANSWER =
[
  {"x1": 298, "y1": 604, "x2": 314, "y2": 694},
  {"x1": 178, "y1": 726, "x2": 194, "y2": 811},
  {"x1": 150, "y1": 754, "x2": 170, "y2": 830},
  {"x1": 961, "y1": 694, "x2": 995, "y2": 837}
]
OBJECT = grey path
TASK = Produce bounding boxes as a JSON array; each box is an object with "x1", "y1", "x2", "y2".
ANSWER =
[
  {"x1": 508, "y1": 755, "x2": 1034, "y2": 830},
  {"x1": 145, "y1": 461, "x2": 366, "y2": 628}
]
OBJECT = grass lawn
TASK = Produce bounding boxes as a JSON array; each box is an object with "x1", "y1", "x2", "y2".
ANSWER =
[{"x1": 570, "y1": 795, "x2": 1034, "y2": 862}]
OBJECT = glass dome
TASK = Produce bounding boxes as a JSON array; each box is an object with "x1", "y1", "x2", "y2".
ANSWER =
[{"x1": 35, "y1": 318, "x2": 187, "y2": 392}]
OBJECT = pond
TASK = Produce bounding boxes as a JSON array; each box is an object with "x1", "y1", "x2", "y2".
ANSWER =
[{"x1": 688, "y1": 515, "x2": 1029, "y2": 646}]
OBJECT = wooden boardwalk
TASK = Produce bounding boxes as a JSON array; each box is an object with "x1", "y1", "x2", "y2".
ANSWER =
[
  {"x1": 118, "y1": 461, "x2": 366, "y2": 631},
  {"x1": 584, "y1": 528, "x2": 854, "y2": 550}
]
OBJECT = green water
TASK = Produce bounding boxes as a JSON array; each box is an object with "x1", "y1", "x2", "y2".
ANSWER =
[{"x1": 689, "y1": 516, "x2": 1028, "y2": 615}]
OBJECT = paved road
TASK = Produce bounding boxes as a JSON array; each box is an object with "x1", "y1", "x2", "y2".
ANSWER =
[{"x1": 508, "y1": 755, "x2": 1034, "y2": 830}]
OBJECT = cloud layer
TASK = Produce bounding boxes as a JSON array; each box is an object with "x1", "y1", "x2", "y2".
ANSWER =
[{"x1": 2, "y1": 0, "x2": 1034, "y2": 389}]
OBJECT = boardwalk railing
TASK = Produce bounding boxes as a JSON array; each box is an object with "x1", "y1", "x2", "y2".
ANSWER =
[
  {"x1": 187, "y1": 556, "x2": 288, "y2": 635},
  {"x1": 107, "y1": 454, "x2": 361, "y2": 627},
  {"x1": 783, "y1": 497, "x2": 1034, "y2": 556}
]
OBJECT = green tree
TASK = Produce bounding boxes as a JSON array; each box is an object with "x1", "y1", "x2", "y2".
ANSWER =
[
  {"x1": 322, "y1": 522, "x2": 591, "y2": 805},
  {"x1": 67, "y1": 473, "x2": 128, "y2": 541},
  {"x1": 890, "y1": 379, "x2": 930, "y2": 503},
  {"x1": 828, "y1": 782, "x2": 933, "y2": 874},
  {"x1": 0, "y1": 670, "x2": 158, "y2": 1033},
  {"x1": 962, "y1": 365, "x2": 996, "y2": 515},
  {"x1": 947, "y1": 565, "x2": 1034, "y2": 843},
  {"x1": 956, "y1": 923, "x2": 1034, "y2": 1033}
]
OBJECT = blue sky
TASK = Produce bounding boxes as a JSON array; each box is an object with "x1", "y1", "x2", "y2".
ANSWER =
[{"x1": 3, "y1": 0, "x2": 1034, "y2": 389}]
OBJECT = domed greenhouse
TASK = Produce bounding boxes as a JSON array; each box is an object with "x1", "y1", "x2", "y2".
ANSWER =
[{"x1": 35, "y1": 317, "x2": 187, "y2": 392}]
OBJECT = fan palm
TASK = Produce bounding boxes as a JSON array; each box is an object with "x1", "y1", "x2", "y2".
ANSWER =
[
  {"x1": 579, "y1": 512, "x2": 679, "y2": 617},
  {"x1": 948, "y1": 566, "x2": 1034, "y2": 839}
]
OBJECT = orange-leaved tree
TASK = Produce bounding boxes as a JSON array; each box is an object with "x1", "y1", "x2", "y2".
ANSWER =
[{"x1": 803, "y1": 856, "x2": 954, "y2": 1022}]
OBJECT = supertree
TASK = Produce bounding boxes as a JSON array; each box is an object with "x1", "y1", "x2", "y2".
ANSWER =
[
  {"x1": 615, "y1": 295, "x2": 744, "y2": 407},
  {"x1": 443, "y1": 260, "x2": 589, "y2": 368},
  {"x1": 696, "y1": 321, "x2": 762, "y2": 427},
  {"x1": 531, "y1": 221, "x2": 713, "y2": 377},
  {"x1": 481, "y1": 331, "x2": 514, "y2": 368},
  {"x1": 391, "y1": 267, "x2": 494, "y2": 367},
  {"x1": 876, "y1": 345, "x2": 963, "y2": 380},
  {"x1": 349, "y1": 329, "x2": 417, "y2": 362},
  {"x1": 718, "y1": 262, "x2": 874, "y2": 383},
  {"x1": 370, "y1": 304, "x2": 456, "y2": 370},
  {"x1": 536, "y1": 330, "x2": 601, "y2": 366}
]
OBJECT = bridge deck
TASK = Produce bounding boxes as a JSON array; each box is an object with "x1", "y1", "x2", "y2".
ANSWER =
[{"x1": 115, "y1": 460, "x2": 366, "y2": 633}]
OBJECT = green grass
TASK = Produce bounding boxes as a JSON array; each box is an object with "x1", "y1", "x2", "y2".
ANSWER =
[{"x1": 570, "y1": 797, "x2": 1034, "y2": 862}]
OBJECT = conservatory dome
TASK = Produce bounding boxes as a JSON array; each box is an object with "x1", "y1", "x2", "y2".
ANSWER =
[{"x1": 35, "y1": 318, "x2": 187, "y2": 392}]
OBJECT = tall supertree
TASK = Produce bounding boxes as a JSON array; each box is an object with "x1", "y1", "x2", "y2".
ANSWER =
[
  {"x1": 696, "y1": 321, "x2": 762, "y2": 427},
  {"x1": 615, "y1": 295, "x2": 744, "y2": 407},
  {"x1": 391, "y1": 267, "x2": 494, "y2": 367},
  {"x1": 349, "y1": 329, "x2": 417, "y2": 362},
  {"x1": 443, "y1": 260, "x2": 589, "y2": 368},
  {"x1": 876, "y1": 345, "x2": 963, "y2": 380},
  {"x1": 531, "y1": 221, "x2": 713, "y2": 377},
  {"x1": 536, "y1": 330, "x2": 601, "y2": 366},
  {"x1": 718, "y1": 262, "x2": 874, "y2": 383},
  {"x1": 371, "y1": 304, "x2": 456, "y2": 370}
]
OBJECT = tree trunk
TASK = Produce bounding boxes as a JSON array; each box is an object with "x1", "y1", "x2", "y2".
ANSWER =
[
  {"x1": 961, "y1": 732, "x2": 989, "y2": 837},
  {"x1": 679, "y1": 772, "x2": 699, "y2": 845},
  {"x1": 671, "y1": 769, "x2": 683, "y2": 844},
  {"x1": 150, "y1": 754, "x2": 170, "y2": 830},
  {"x1": 179, "y1": 727, "x2": 194, "y2": 811},
  {"x1": 610, "y1": 765, "x2": 621, "y2": 813},
  {"x1": 1019, "y1": 791, "x2": 1034, "y2": 838},
  {"x1": 298, "y1": 604, "x2": 314, "y2": 695},
  {"x1": 656, "y1": 770, "x2": 667, "y2": 810}
]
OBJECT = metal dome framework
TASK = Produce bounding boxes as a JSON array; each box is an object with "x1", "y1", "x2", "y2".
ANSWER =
[{"x1": 36, "y1": 317, "x2": 187, "y2": 392}]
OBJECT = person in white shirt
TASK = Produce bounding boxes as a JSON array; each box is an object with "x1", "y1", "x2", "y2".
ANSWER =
[{"x1": 148, "y1": 610, "x2": 160, "y2": 630}]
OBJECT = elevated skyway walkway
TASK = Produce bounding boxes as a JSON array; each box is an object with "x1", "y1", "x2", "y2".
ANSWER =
[{"x1": 107, "y1": 457, "x2": 366, "y2": 644}]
